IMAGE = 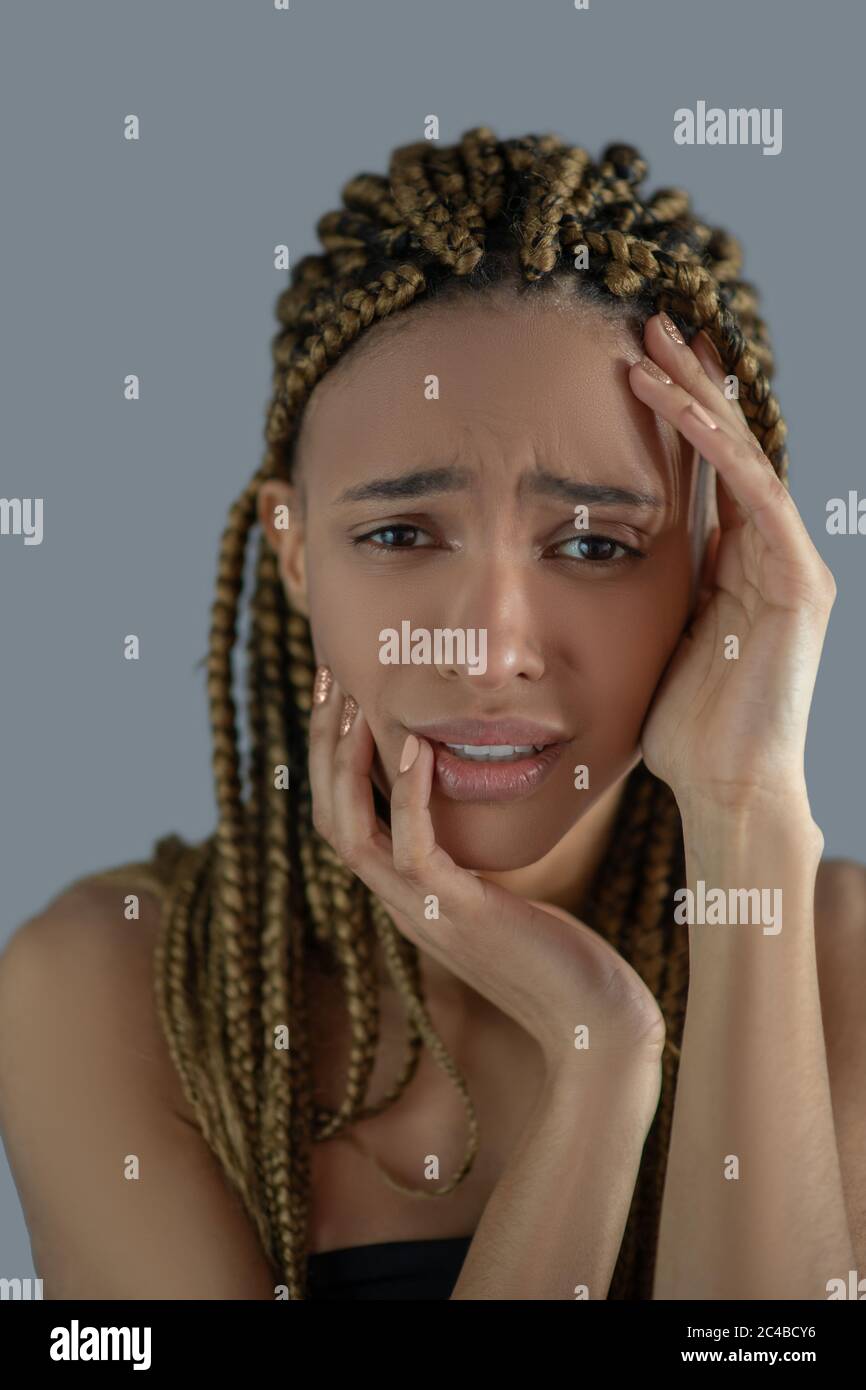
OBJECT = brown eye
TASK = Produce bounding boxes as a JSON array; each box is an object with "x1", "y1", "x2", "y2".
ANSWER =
[
  {"x1": 368, "y1": 526, "x2": 419, "y2": 547},
  {"x1": 352, "y1": 524, "x2": 437, "y2": 555},
  {"x1": 574, "y1": 537, "x2": 619, "y2": 561},
  {"x1": 554, "y1": 534, "x2": 644, "y2": 563}
]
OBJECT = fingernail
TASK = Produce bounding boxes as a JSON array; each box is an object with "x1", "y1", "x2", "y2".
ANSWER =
[
  {"x1": 339, "y1": 695, "x2": 359, "y2": 737},
  {"x1": 636, "y1": 355, "x2": 672, "y2": 385},
  {"x1": 399, "y1": 733, "x2": 420, "y2": 773},
  {"x1": 659, "y1": 311, "x2": 685, "y2": 345},
  {"x1": 313, "y1": 666, "x2": 333, "y2": 705},
  {"x1": 687, "y1": 400, "x2": 718, "y2": 430}
]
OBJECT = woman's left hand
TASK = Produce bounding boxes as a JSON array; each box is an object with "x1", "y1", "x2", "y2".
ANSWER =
[{"x1": 628, "y1": 312, "x2": 837, "y2": 815}]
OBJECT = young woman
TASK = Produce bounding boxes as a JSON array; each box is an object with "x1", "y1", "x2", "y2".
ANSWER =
[{"x1": 1, "y1": 127, "x2": 863, "y2": 1301}]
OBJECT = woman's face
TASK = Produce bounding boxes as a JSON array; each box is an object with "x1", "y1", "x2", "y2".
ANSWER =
[{"x1": 263, "y1": 294, "x2": 710, "y2": 871}]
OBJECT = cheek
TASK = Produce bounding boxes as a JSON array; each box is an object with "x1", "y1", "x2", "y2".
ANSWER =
[
  {"x1": 305, "y1": 560, "x2": 393, "y2": 707},
  {"x1": 568, "y1": 559, "x2": 692, "y2": 732}
]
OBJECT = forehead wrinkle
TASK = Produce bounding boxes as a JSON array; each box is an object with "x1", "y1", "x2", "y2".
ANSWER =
[{"x1": 297, "y1": 300, "x2": 693, "y2": 523}]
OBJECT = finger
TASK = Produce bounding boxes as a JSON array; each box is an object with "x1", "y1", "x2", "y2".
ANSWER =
[
  {"x1": 309, "y1": 689, "x2": 441, "y2": 940},
  {"x1": 311, "y1": 677, "x2": 393, "y2": 852},
  {"x1": 330, "y1": 701, "x2": 400, "y2": 873},
  {"x1": 629, "y1": 358, "x2": 768, "y2": 548},
  {"x1": 388, "y1": 734, "x2": 489, "y2": 920},
  {"x1": 642, "y1": 312, "x2": 758, "y2": 452},
  {"x1": 631, "y1": 376, "x2": 822, "y2": 576},
  {"x1": 690, "y1": 331, "x2": 752, "y2": 436},
  {"x1": 307, "y1": 665, "x2": 344, "y2": 847}
]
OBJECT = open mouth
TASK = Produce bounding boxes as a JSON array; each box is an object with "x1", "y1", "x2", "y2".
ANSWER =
[
  {"x1": 429, "y1": 739, "x2": 565, "y2": 802},
  {"x1": 440, "y1": 742, "x2": 550, "y2": 762}
]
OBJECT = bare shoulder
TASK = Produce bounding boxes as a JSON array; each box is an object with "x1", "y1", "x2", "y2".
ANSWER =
[
  {"x1": 0, "y1": 873, "x2": 275, "y2": 1298},
  {"x1": 0, "y1": 873, "x2": 195, "y2": 1124}
]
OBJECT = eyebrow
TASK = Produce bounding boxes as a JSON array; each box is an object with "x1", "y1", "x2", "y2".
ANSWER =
[{"x1": 333, "y1": 464, "x2": 664, "y2": 510}]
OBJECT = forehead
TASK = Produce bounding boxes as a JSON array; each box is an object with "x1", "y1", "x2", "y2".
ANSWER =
[{"x1": 295, "y1": 294, "x2": 685, "y2": 495}]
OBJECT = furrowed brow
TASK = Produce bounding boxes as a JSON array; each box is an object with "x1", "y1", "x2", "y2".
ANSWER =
[
  {"x1": 332, "y1": 463, "x2": 664, "y2": 510},
  {"x1": 333, "y1": 465, "x2": 471, "y2": 506},
  {"x1": 520, "y1": 469, "x2": 664, "y2": 510}
]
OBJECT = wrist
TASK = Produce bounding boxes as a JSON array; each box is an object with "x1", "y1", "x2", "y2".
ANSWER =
[
  {"x1": 676, "y1": 789, "x2": 824, "y2": 957},
  {"x1": 675, "y1": 782, "x2": 822, "y2": 851},
  {"x1": 542, "y1": 1044, "x2": 665, "y2": 1124}
]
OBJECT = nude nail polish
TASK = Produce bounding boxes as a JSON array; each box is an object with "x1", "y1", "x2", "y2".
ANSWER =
[
  {"x1": 687, "y1": 400, "x2": 718, "y2": 430},
  {"x1": 636, "y1": 355, "x2": 672, "y2": 385},
  {"x1": 313, "y1": 666, "x2": 333, "y2": 705},
  {"x1": 400, "y1": 734, "x2": 420, "y2": 772},
  {"x1": 659, "y1": 311, "x2": 685, "y2": 345},
  {"x1": 339, "y1": 695, "x2": 359, "y2": 737}
]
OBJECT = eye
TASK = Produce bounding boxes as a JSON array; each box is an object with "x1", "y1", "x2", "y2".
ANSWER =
[
  {"x1": 552, "y1": 533, "x2": 646, "y2": 564},
  {"x1": 352, "y1": 524, "x2": 437, "y2": 554}
]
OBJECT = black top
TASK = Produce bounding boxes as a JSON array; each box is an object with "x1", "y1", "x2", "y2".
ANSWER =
[{"x1": 307, "y1": 1235, "x2": 474, "y2": 1300}]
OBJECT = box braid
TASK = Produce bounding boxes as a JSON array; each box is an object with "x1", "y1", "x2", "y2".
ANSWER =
[{"x1": 90, "y1": 127, "x2": 789, "y2": 1299}]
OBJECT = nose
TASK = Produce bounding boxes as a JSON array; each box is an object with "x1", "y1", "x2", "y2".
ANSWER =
[{"x1": 434, "y1": 555, "x2": 545, "y2": 690}]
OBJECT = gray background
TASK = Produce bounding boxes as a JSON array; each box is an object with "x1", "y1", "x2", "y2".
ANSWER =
[{"x1": 1, "y1": 0, "x2": 862, "y2": 1283}]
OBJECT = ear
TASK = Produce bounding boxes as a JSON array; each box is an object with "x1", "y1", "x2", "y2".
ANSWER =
[{"x1": 258, "y1": 479, "x2": 308, "y2": 617}]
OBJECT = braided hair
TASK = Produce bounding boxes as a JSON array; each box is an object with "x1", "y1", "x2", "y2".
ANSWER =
[{"x1": 132, "y1": 128, "x2": 788, "y2": 1299}]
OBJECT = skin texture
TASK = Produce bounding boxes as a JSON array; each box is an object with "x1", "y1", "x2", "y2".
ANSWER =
[{"x1": 260, "y1": 296, "x2": 713, "y2": 982}]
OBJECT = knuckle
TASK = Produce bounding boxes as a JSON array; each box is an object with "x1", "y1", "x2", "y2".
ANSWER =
[
  {"x1": 734, "y1": 423, "x2": 771, "y2": 466},
  {"x1": 741, "y1": 420, "x2": 763, "y2": 451},
  {"x1": 389, "y1": 779, "x2": 413, "y2": 814},
  {"x1": 761, "y1": 467, "x2": 789, "y2": 507},
  {"x1": 392, "y1": 845, "x2": 426, "y2": 883},
  {"x1": 333, "y1": 833, "x2": 361, "y2": 869}
]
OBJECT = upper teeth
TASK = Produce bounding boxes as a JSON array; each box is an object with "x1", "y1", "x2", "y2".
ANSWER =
[{"x1": 444, "y1": 743, "x2": 544, "y2": 760}]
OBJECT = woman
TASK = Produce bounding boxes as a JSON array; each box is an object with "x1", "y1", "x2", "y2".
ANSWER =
[{"x1": 1, "y1": 127, "x2": 863, "y2": 1301}]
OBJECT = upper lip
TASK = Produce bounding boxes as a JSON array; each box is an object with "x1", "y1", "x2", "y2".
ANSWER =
[{"x1": 407, "y1": 718, "x2": 569, "y2": 747}]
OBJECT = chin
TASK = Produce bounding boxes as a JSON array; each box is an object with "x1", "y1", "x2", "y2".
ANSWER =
[{"x1": 429, "y1": 802, "x2": 576, "y2": 872}]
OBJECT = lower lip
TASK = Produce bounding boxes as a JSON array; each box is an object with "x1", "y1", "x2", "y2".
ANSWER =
[{"x1": 429, "y1": 741, "x2": 565, "y2": 803}]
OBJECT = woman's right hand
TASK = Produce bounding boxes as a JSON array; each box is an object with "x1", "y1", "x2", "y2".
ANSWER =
[{"x1": 308, "y1": 668, "x2": 667, "y2": 1081}]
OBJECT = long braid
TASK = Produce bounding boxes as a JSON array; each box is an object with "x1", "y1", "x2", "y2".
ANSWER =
[{"x1": 102, "y1": 127, "x2": 791, "y2": 1299}]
